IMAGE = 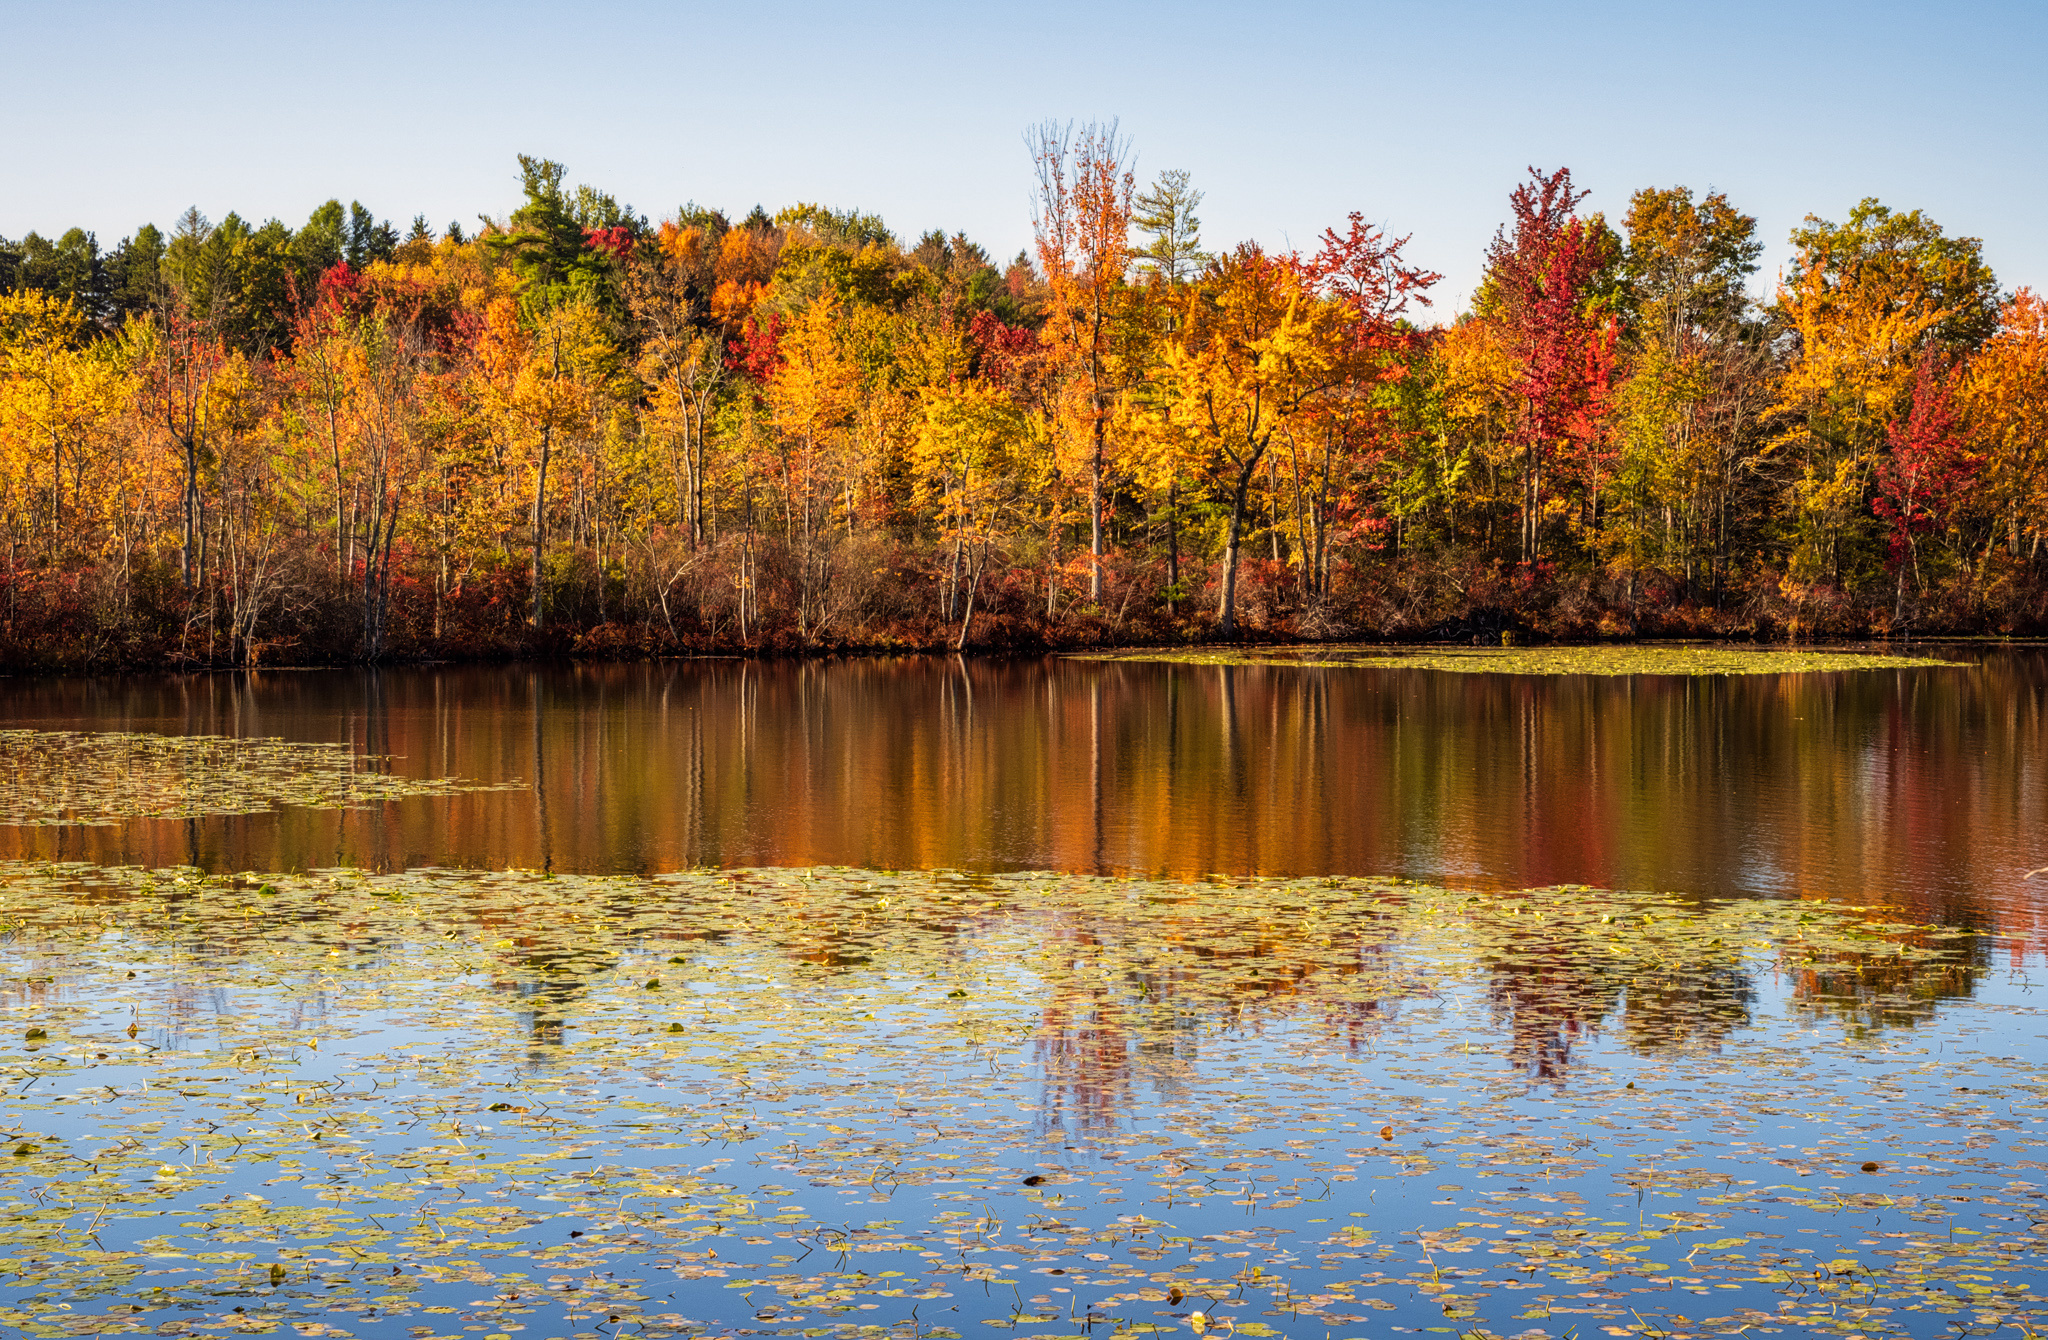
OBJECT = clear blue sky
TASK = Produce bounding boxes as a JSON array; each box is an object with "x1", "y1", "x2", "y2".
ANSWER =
[{"x1": 5, "y1": 0, "x2": 2042, "y2": 311}]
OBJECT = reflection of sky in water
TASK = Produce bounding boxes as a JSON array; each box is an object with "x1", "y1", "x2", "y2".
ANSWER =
[{"x1": 4, "y1": 871, "x2": 2046, "y2": 1339}]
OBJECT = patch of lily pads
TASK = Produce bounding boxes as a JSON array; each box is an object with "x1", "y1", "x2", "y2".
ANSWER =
[
  {"x1": 0, "y1": 730, "x2": 524, "y2": 826},
  {"x1": 1072, "y1": 644, "x2": 1971, "y2": 675},
  {"x1": 1, "y1": 862, "x2": 2044, "y2": 1339}
]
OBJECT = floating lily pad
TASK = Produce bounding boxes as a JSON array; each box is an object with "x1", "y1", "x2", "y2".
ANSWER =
[
  {"x1": 1072, "y1": 643, "x2": 1970, "y2": 675},
  {"x1": 0, "y1": 861, "x2": 2040, "y2": 1339},
  {"x1": 0, "y1": 729, "x2": 524, "y2": 827}
]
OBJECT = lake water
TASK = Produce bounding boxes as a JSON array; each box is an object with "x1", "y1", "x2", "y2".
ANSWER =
[
  {"x1": 2, "y1": 648, "x2": 2046, "y2": 1340},
  {"x1": 1, "y1": 649, "x2": 2044, "y2": 921}
]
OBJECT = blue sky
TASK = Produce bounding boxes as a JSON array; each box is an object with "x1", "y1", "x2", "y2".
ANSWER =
[{"x1": 5, "y1": 0, "x2": 2042, "y2": 311}]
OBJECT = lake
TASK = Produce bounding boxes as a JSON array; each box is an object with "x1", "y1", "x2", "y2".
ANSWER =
[
  {"x1": 1, "y1": 647, "x2": 2045, "y2": 1340},
  {"x1": 1, "y1": 650, "x2": 2043, "y2": 916}
]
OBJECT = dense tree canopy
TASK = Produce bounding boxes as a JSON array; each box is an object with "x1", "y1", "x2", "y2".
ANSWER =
[{"x1": 0, "y1": 149, "x2": 2041, "y2": 667}]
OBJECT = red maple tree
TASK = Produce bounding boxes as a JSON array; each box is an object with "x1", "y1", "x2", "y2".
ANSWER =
[
  {"x1": 967, "y1": 309, "x2": 1041, "y2": 388},
  {"x1": 1484, "y1": 167, "x2": 1615, "y2": 564},
  {"x1": 582, "y1": 225, "x2": 635, "y2": 260},
  {"x1": 1874, "y1": 349, "x2": 1975, "y2": 583},
  {"x1": 1303, "y1": 211, "x2": 1440, "y2": 347},
  {"x1": 725, "y1": 312, "x2": 786, "y2": 383}
]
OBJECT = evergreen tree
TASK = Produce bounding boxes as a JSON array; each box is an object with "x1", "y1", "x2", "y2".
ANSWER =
[{"x1": 1132, "y1": 169, "x2": 1208, "y2": 283}]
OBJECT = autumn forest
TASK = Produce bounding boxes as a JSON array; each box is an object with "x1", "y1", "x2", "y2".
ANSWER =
[{"x1": 2, "y1": 128, "x2": 2043, "y2": 668}]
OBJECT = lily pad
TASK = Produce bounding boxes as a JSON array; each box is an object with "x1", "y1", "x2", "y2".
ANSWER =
[
  {"x1": 1071, "y1": 643, "x2": 1970, "y2": 675},
  {"x1": 0, "y1": 729, "x2": 524, "y2": 827},
  {"x1": 0, "y1": 861, "x2": 2041, "y2": 1339}
]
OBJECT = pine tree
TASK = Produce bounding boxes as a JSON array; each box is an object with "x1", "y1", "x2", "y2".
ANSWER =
[{"x1": 1132, "y1": 169, "x2": 1208, "y2": 284}]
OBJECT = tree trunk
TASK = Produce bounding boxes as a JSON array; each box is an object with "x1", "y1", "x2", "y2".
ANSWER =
[
  {"x1": 363, "y1": 489, "x2": 401, "y2": 660},
  {"x1": 182, "y1": 435, "x2": 199, "y2": 588},
  {"x1": 1218, "y1": 466, "x2": 1254, "y2": 639},
  {"x1": 694, "y1": 397, "x2": 708, "y2": 551},
  {"x1": 1089, "y1": 413, "x2": 1105, "y2": 602},
  {"x1": 956, "y1": 558, "x2": 979, "y2": 652},
  {"x1": 1045, "y1": 520, "x2": 1061, "y2": 619},
  {"x1": 332, "y1": 410, "x2": 346, "y2": 585},
  {"x1": 1166, "y1": 479, "x2": 1179, "y2": 616},
  {"x1": 530, "y1": 424, "x2": 552, "y2": 628},
  {"x1": 945, "y1": 480, "x2": 962, "y2": 622},
  {"x1": 47, "y1": 429, "x2": 60, "y2": 562}
]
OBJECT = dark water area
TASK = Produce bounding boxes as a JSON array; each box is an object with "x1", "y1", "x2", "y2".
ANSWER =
[{"x1": 0, "y1": 647, "x2": 2043, "y2": 929}]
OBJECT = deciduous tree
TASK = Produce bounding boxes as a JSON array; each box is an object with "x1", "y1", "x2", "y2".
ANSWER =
[
  {"x1": 1482, "y1": 167, "x2": 1620, "y2": 564},
  {"x1": 1030, "y1": 119, "x2": 1134, "y2": 604}
]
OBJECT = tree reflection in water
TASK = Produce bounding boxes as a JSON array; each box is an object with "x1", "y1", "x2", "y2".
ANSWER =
[{"x1": 0, "y1": 650, "x2": 2040, "y2": 941}]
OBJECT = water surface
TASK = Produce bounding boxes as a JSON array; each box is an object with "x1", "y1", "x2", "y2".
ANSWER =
[
  {"x1": 0, "y1": 650, "x2": 2041, "y2": 925},
  {"x1": 3, "y1": 648, "x2": 2046, "y2": 1340}
]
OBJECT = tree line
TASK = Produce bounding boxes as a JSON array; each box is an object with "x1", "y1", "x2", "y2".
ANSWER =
[{"x1": 1, "y1": 129, "x2": 2042, "y2": 667}]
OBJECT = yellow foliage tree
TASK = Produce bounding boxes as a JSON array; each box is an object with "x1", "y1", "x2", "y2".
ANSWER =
[
  {"x1": 473, "y1": 294, "x2": 613, "y2": 626},
  {"x1": 1769, "y1": 261, "x2": 1946, "y2": 589},
  {"x1": 1031, "y1": 120, "x2": 1134, "y2": 603},
  {"x1": 1966, "y1": 289, "x2": 2048, "y2": 564},
  {"x1": 0, "y1": 292, "x2": 128, "y2": 562},
  {"x1": 1148, "y1": 247, "x2": 1354, "y2": 637},
  {"x1": 764, "y1": 297, "x2": 861, "y2": 638},
  {"x1": 912, "y1": 381, "x2": 1037, "y2": 647}
]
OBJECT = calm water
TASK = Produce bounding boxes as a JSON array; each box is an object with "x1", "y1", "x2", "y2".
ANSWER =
[
  {"x1": 5, "y1": 649, "x2": 2048, "y2": 1340},
  {"x1": 0, "y1": 648, "x2": 2042, "y2": 926}
]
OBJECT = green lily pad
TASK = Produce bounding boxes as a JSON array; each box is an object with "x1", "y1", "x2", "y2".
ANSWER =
[
  {"x1": 0, "y1": 859, "x2": 2036, "y2": 1340},
  {"x1": 1070, "y1": 643, "x2": 1970, "y2": 675},
  {"x1": 0, "y1": 729, "x2": 524, "y2": 826}
]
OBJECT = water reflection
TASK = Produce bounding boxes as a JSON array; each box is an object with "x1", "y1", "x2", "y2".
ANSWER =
[
  {"x1": 1029, "y1": 921, "x2": 1408, "y2": 1143},
  {"x1": 2, "y1": 862, "x2": 2039, "y2": 1340},
  {"x1": 1791, "y1": 951, "x2": 1986, "y2": 1034},
  {"x1": 1484, "y1": 933, "x2": 1757, "y2": 1088},
  {"x1": 4, "y1": 863, "x2": 1997, "y2": 1126},
  {"x1": 0, "y1": 651, "x2": 2041, "y2": 931}
]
